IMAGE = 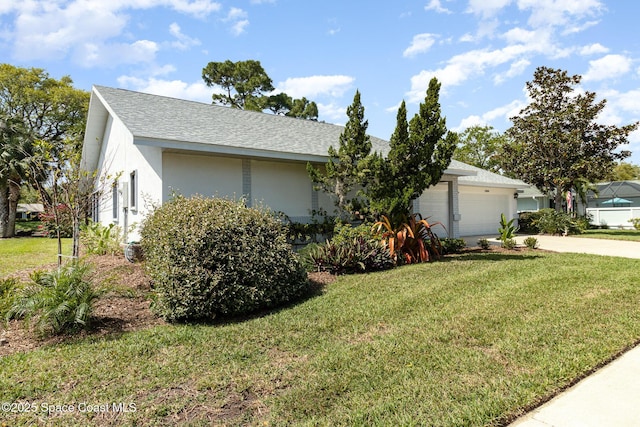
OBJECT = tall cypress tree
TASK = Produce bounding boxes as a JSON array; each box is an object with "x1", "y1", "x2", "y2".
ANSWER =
[
  {"x1": 367, "y1": 77, "x2": 457, "y2": 222},
  {"x1": 307, "y1": 90, "x2": 371, "y2": 218}
]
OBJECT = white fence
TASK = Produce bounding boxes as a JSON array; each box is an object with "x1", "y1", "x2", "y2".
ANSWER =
[{"x1": 586, "y1": 207, "x2": 640, "y2": 229}]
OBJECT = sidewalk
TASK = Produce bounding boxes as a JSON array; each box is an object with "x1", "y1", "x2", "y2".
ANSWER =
[
  {"x1": 495, "y1": 234, "x2": 640, "y2": 426},
  {"x1": 509, "y1": 345, "x2": 640, "y2": 427}
]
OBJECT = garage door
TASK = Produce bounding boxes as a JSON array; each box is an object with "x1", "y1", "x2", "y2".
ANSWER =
[
  {"x1": 459, "y1": 187, "x2": 511, "y2": 236},
  {"x1": 416, "y1": 182, "x2": 450, "y2": 237}
]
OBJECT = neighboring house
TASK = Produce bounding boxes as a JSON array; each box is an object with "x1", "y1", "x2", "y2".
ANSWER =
[
  {"x1": 517, "y1": 187, "x2": 552, "y2": 212},
  {"x1": 585, "y1": 181, "x2": 640, "y2": 208},
  {"x1": 584, "y1": 181, "x2": 640, "y2": 228},
  {"x1": 17, "y1": 203, "x2": 44, "y2": 220},
  {"x1": 81, "y1": 86, "x2": 527, "y2": 241}
]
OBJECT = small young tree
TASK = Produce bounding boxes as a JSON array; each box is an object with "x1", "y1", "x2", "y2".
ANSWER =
[
  {"x1": 367, "y1": 78, "x2": 457, "y2": 222},
  {"x1": 500, "y1": 66, "x2": 639, "y2": 212},
  {"x1": 307, "y1": 90, "x2": 372, "y2": 218}
]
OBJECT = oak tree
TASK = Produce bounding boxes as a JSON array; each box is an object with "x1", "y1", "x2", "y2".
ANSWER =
[
  {"x1": 500, "y1": 66, "x2": 638, "y2": 212},
  {"x1": 454, "y1": 125, "x2": 505, "y2": 173}
]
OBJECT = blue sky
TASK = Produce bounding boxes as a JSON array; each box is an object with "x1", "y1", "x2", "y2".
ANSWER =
[{"x1": 1, "y1": 0, "x2": 639, "y2": 165}]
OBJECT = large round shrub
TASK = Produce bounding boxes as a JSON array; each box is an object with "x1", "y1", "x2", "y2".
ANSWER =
[{"x1": 140, "y1": 195, "x2": 309, "y2": 322}]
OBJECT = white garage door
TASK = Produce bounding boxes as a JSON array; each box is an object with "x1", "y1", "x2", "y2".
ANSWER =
[
  {"x1": 416, "y1": 182, "x2": 450, "y2": 237},
  {"x1": 459, "y1": 187, "x2": 512, "y2": 236}
]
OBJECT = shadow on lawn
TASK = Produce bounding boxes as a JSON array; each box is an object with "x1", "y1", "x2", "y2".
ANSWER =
[{"x1": 442, "y1": 250, "x2": 544, "y2": 262}]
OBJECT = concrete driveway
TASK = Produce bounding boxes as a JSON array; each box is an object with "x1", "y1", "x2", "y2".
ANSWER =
[
  {"x1": 463, "y1": 234, "x2": 640, "y2": 259},
  {"x1": 514, "y1": 234, "x2": 640, "y2": 259}
]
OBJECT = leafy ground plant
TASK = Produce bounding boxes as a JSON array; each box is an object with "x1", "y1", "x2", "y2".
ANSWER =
[
  {"x1": 524, "y1": 236, "x2": 539, "y2": 249},
  {"x1": 498, "y1": 213, "x2": 518, "y2": 241},
  {"x1": 373, "y1": 214, "x2": 444, "y2": 264},
  {"x1": 6, "y1": 262, "x2": 101, "y2": 337},
  {"x1": 80, "y1": 221, "x2": 122, "y2": 255}
]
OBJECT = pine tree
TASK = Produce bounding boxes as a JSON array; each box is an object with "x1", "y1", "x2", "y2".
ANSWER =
[
  {"x1": 367, "y1": 78, "x2": 457, "y2": 222},
  {"x1": 307, "y1": 90, "x2": 371, "y2": 218}
]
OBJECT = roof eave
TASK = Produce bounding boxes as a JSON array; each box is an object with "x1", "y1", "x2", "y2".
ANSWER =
[{"x1": 134, "y1": 137, "x2": 329, "y2": 163}]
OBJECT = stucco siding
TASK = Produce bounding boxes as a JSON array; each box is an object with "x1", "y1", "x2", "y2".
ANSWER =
[
  {"x1": 162, "y1": 152, "x2": 243, "y2": 201},
  {"x1": 251, "y1": 160, "x2": 311, "y2": 220}
]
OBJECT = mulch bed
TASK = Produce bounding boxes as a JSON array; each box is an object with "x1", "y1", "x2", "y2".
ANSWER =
[{"x1": 1, "y1": 256, "x2": 337, "y2": 357}]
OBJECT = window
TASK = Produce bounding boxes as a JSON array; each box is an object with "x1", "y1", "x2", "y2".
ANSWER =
[
  {"x1": 91, "y1": 192, "x2": 100, "y2": 222},
  {"x1": 112, "y1": 180, "x2": 119, "y2": 220},
  {"x1": 130, "y1": 170, "x2": 137, "y2": 211}
]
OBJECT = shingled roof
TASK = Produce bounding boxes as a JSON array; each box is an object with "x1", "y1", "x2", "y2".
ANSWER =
[
  {"x1": 90, "y1": 85, "x2": 392, "y2": 161},
  {"x1": 83, "y1": 85, "x2": 526, "y2": 188}
]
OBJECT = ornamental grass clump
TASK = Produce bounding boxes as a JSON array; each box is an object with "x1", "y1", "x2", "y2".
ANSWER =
[
  {"x1": 6, "y1": 262, "x2": 100, "y2": 337},
  {"x1": 140, "y1": 195, "x2": 309, "y2": 322}
]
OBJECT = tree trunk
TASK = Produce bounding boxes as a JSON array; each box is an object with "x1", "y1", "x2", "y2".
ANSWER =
[
  {"x1": 6, "y1": 180, "x2": 21, "y2": 238},
  {"x1": 0, "y1": 185, "x2": 9, "y2": 238},
  {"x1": 554, "y1": 191, "x2": 564, "y2": 213}
]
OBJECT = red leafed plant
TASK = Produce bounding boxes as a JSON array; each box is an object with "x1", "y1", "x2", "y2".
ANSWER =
[{"x1": 373, "y1": 213, "x2": 445, "y2": 264}]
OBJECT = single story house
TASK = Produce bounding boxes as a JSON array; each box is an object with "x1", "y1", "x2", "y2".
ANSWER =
[
  {"x1": 17, "y1": 203, "x2": 44, "y2": 220},
  {"x1": 81, "y1": 86, "x2": 527, "y2": 241},
  {"x1": 586, "y1": 181, "x2": 640, "y2": 208}
]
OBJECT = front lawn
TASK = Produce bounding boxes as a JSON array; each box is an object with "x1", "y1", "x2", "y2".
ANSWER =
[
  {"x1": 1, "y1": 251, "x2": 640, "y2": 426},
  {"x1": 574, "y1": 229, "x2": 640, "y2": 242},
  {"x1": 0, "y1": 237, "x2": 72, "y2": 277}
]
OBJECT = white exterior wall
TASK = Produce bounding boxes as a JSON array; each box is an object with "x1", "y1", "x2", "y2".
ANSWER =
[
  {"x1": 458, "y1": 186, "x2": 517, "y2": 236},
  {"x1": 162, "y1": 152, "x2": 243, "y2": 201},
  {"x1": 161, "y1": 154, "x2": 329, "y2": 223},
  {"x1": 251, "y1": 159, "x2": 313, "y2": 220},
  {"x1": 94, "y1": 117, "x2": 163, "y2": 241},
  {"x1": 417, "y1": 182, "x2": 452, "y2": 237}
]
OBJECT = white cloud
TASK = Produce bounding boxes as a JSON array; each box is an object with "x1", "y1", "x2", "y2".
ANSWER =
[
  {"x1": 2, "y1": 0, "x2": 221, "y2": 64},
  {"x1": 425, "y1": 0, "x2": 452, "y2": 14},
  {"x1": 517, "y1": 0, "x2": 604, "y2": 29},
  {"x1": 454, "y1": 115, "x2": 485, "y2": 132},
  {"x1": 169, "y1": 22, "x2": 201, "y2": 50},
  {"x1": 224, "y1": 7, "x2": 249, "y2": 35},
  {"x1": 317, "y1": 102, "x2": 347, "y2": 122},
  {"x1": 583, "y1": 54, "x2": 632, "y2": 82},
  {"x1": 562, "y1": 19, "x2": 599, "y2": 35},
  {"x1": 455, "y1": 99, "x2": 525, "y2": 131},
  {"x1": 74, "y1": 40, "x2": 159, "y2": 68},
  {"x1": 276, "y1": 75, "x2": 355, "y2": 99},
  {"x1": 403, "y1": 33, "x2": 437, "y2": 58},
  {"x1": 117, "y1": 75, "x2": 213, "y2": 103},
  {"x1": 580, "y1": 43, "x2": 609, "y2": 56},
  {"x1": 467, "y1": 0, "x2": 513, "y2": 18},
  {"x1": 494, "y1": 58, "x2": 530, "y2": 84},
  {"x1": 406, "y1": 42, "x2": 545, "y2": 102}
]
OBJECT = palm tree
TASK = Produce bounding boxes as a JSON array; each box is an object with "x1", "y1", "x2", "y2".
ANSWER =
[
  {"x1": 574, "y1": 178, "x2": 599, "y2": 217},
  {"x1": 0, "y1": 115, "x2": 32, "y2": 238}
]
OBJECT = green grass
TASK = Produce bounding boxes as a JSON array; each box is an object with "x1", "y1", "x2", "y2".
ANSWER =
[
  {"x1": 2, "y1": 252, "x2": 640, "y2": 426},
  {"x1": 574, "y1": 229, "x2": 640, "y2": 242},
  {"x1": 0, "y1": 237, "x2": 73, "y2": 277}
]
